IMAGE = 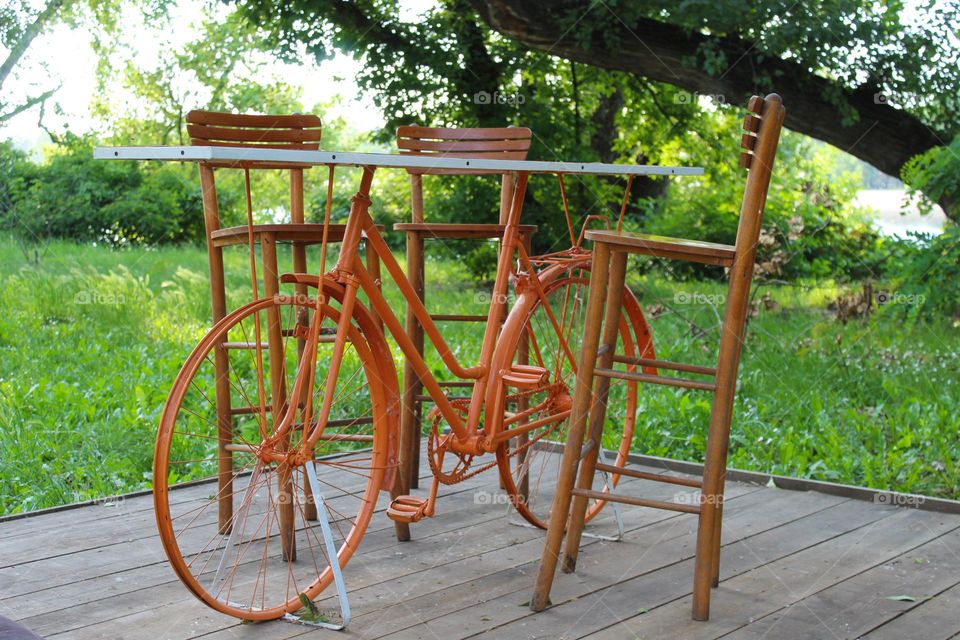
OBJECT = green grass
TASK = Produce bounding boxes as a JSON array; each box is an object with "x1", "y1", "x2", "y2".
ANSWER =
[{"x1": 0, "y1": 237, "x2": 957, "y2": 515}]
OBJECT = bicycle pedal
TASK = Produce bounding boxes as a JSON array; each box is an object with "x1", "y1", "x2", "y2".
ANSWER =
[
  {"x1": 501, "y1": 364, "x2": 549, "y2": 390},
  {"x1": 386, "y1": 495, "x2": 430, "y2": 523}
]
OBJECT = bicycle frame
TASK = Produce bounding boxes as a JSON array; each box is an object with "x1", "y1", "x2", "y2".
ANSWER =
[{"x1": 260, "y1": 166, "x2": 573, "y2": 460}]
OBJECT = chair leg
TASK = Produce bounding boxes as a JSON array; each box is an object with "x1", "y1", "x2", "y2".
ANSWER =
[
  {"x1": 206, "y1": 242, "x2": 234, "y2": 535},
  {"x1": 262, "y1": 235, "x2": 297, "y2": 561},
  {"x1": 711, "y1": 488, "x2": 725, "y2": 587},
  {"x1": 401, "y1": 231, "x2": 425, "y2": 493},
  {"x1": 562, "y1": 249, "x2": 628, "y2": 573},
  {"x1": 531, "y1": 243, "x2": 612, "y2": 612},
  {"x1": 692, "y1": 318, "x2": 744, "y2": 619},
  {"x1": 290, "y1": 241, "x2": 319, "y2": 522}
]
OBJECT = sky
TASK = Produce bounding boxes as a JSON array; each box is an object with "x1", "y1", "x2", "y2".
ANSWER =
[{"x1": 0, "y1": 0, "x2": 437, "y2": 150}]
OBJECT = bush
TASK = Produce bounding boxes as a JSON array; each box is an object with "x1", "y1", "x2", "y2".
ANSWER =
[
  {"x1": 883, "y1": 225, "x2": 960, "y2": 320},
  {"x1": 0, "y1": 137, "x2": 206, "y2": 246}
]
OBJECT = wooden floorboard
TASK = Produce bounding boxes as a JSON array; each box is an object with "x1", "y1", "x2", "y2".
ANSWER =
[{"x1": 2, "y1": 452, "x2": 958, "y2": 640}]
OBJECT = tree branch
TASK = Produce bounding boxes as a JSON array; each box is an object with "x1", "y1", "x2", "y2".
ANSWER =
[
  {"x1": 0, "y1": 85, "x2": 60, "y2": 122},
  {"x1": 469, "y1": 0, "x2": 944, "y2": 180},
  {"x1": 0, "y1": 0, "x2": 69, "y2": 90}
]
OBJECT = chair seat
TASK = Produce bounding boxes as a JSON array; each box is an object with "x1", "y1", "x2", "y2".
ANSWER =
[
  {"x1": 394, "y1": 223, "x2": 537, "y2": 239},
  {"x1": 585, "y1": 229, "x2": 736, "y2": 267},
  {"x1": 210, "y1": 223, "x2": 384, "y2": 248}
]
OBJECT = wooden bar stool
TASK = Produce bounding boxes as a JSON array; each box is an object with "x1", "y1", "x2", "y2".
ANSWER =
[
  {"x1": 531, "y1": 94, "x2": 785, "y2": 621},
  {"x1": 188, "y1": 111, "x2": 397, "y2": 544},
  {"x1": 393, "y1": 126, "x2": 536, "y2": 490}
]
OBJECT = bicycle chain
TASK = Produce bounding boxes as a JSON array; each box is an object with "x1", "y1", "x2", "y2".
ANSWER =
[{"x1": 426, "y1": 384, "x2": 567, "y2": 485}]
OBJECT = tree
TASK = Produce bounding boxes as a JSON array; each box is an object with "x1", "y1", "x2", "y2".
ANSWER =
[
  {"x1": 239, "y1": 0, "x2": 960, "y2": 221},
  {"x1": 0, "y1": 0, "x2": 69, "y2": 121},
  {"x1": 468, "y1": 0, "x2": 960, "y2": 219},
  {"x1": 92, "y1": 7, "x2": 303, "y2": 146},
  {"x1": 0, "y1": 1, "x2": 171, "y2": 125}
]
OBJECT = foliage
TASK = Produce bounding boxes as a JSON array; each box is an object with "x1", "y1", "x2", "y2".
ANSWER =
[
  {"x1": 882, "y1": 224, "x2": 960, "y2": 320},
  {"x1": 0, "y1": 137, "x2": 208, "y2": 246},
  {"x1": 1, "y1": 238, "x2": 958, "y2": 514},
  {"x1": 93, "y1": 6, "x2": 304, "y2": 146},
  {"x1": 902, "y1": 134, "x2": 960, "y2": 216},
  {"x1": 237, "y1": 0, "x2": 960, "y2": 222},
  {"x1": 567, "y1": 0, "x2": 959, "y2": 135}
]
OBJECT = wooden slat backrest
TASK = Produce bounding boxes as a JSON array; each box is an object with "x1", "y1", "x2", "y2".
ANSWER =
[
  {"x1": 187, "y1": 110, "x2": 322, "y2": 170},
  {"x1": 732, "y1": 94, "x2": 785, "y2": 256},
  {"x1": 189, "y1": 110, "x2": 323, "y2": 232},
  {"x1": 396, "y1": 125, "x2": 532, "y2": 176}
]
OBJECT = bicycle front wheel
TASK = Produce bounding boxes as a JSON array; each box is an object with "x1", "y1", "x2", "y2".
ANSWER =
[
  {"x1": 495, "y1": 260, "x2": 655, "y2": 529},
  {"x1": 154, "y1": 292, "x2": 393, "y2": 620}
]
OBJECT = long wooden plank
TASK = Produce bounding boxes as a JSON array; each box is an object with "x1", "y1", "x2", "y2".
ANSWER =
[
  {"x1": 721, "y1": 527, "x2": 960, "y2": 639},
  {"x1": 0, "y1": 461, "x2": 376, "y2": 568},
  {"x1": 93, "y1": 146, "x2": 706, "y2": 178},
  {"x1": 583, "y1": 507, "x2": 960, "y2": 640},
  {"x1": 0, "y1": 468, "x2": 488, "y2": 602}
]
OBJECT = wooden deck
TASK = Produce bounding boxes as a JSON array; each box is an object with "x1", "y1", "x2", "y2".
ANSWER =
[{"x1": 2, "y1": 452, "x2": 960, "y2": 640}]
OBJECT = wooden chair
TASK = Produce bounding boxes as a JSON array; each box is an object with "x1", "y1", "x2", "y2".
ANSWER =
[
  {"x1": 530, "y1": 94, "x2": 786, "y2": 620},
  {"x1": 393, "y1": 126, "x2": 537, "y2": 489},
  {"x1": 187, "y1": 110, "x2": 389, "y2": 540}
]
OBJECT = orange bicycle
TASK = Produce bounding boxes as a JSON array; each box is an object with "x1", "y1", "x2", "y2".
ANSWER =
[{"x1": 98, "y1": 143, "x2": 700, "y2": 620}]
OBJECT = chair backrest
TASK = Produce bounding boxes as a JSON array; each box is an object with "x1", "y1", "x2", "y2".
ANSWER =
[
  {"x1": 732, "y1": 94, "x2": 785, "y2": 258},
  {"x1": 396, "y1": 125, "x2": 533, "y2": 222},
  {"x1": 397, "y1": 126, "x2": 532, "y2": 174},
  {"x1": 187, "y1": 110, "x2": 323, "y2": 232},
  {"x1": 720, "y1": 93, "x2": 785, "y2": 372},
  {"x1": 187, "y1": 110, "x2": 322, "y2": 172}
]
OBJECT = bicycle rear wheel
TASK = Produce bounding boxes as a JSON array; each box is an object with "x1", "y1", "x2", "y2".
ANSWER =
[
  {"x1": 154, "y1": 293, "x2": 393, "y2": 620},
  {"x1": 495, "y1": 260, "x2": 654, "y2": 529}
]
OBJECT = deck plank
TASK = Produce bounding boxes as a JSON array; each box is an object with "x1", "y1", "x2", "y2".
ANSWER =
[{"x1": 6, "y1": 464, "x2": 692, "y2": 637}]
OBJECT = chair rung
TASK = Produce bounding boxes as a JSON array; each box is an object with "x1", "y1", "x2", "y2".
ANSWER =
[
  {"x1": 439, "y1": 381, "x2": 474, "y2": 388},
  {"x1": 571, "y1": 488, "x2": 700, "y2": 514},
  {"x1": 414, "y1": 395, "x2": 470, "y2": 402},
  {"x1": 430, "y1": 314, "x2": 488, "y2": 322},
  {"x1": 594, "y1": 462, "x2": 702, "y2": 488},
  {"x1": 324, "y1": 416, "x2": 375, "y2": 428},
  {"x1": 316, "y1": 432, "x2": 375, "y2": 442},
  {"x1": 594, "y1": 368, "x2": 717, "y2": 391},
  {"x1": 223, "y1": 341, "x2": 268, "y2": 350},
  {"x1": 610, "y1": 354, "x2": 716, "y2": 377},
  {"x1": 230, "y1": 405, "x2": 268, "y2": 416}
]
